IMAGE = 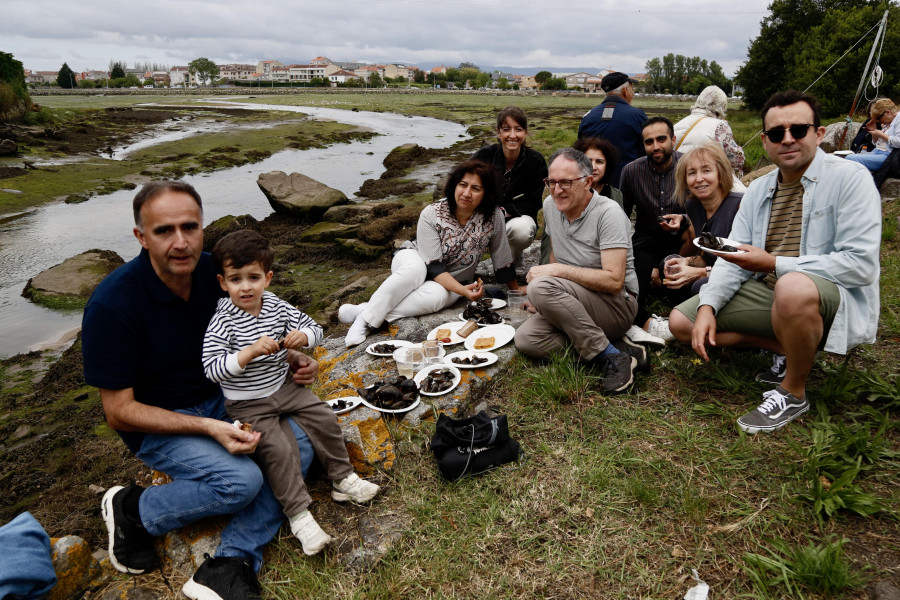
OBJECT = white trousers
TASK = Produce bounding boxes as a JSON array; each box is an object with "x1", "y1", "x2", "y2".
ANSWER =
[
  {"x1": 360, "y1": 249, "x2": 461, "y2": 327},
  {"x1": 506, "y1": 215, "x2": 537, "y2": 258}
]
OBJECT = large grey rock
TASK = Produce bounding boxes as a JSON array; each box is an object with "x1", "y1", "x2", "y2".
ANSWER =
[
  {"x1": 880, "y1": 178, "x2": 900, "y2": 200},
  {"x1": 742, "y1": 164, "x2": 777, "y2": 186},
  {"x1": 821, "y1": 121, "x2": 860, "y2": 153},
  {"x1": 335, "y1": 238, "x2": 389, "y2": 262},
  {"x1": 323, "y1": 203, "x2": 385, "y2": 224},
  {"x1": 0, "y1": 139, "x2": 17, "y2": 155},
  {"x1": 257, "y1": 171, "x2": 349, "y2": 223},
  {"x1": 23, "y1": 249, "x2": 123, "y2": 309},
  {"x1": 300, "y1": 222, "x2": 360, "y2": 243},
  {"x1": 874, "y1": 580, "x2": 900, "y2": 600}
]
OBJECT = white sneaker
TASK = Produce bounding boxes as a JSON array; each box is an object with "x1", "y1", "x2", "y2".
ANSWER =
[
  {"x1": 332, "y1": 473, "x2": 380, "y2": 503},
  {"x1": 289, "y1": 510, "x2": 332, "y2": 555},
  {"x1": 344, "y1": 314, "x2": 370, "y2": 347},
  {"x1": 646, "y1": 315, "x2": 675, "y2": 342},
  {"x1": 338, "y1": 303, "x2": 366, "y2": 324},
  {"x1": 625, "y1": 324, "x2": 666, "y2": 347}
]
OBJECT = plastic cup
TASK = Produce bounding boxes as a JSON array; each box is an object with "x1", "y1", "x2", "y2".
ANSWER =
[
  {"x1": 422, "y1": 340, "x2": 445, "y2": 364},
  {"x1": 663, "y1": 254, "x2": 684, "y2": 278},
  {"x1": 506, "y1": 290, "x2": 528, "y2": 327},
  {"x1": 393, "y1": 347, "x2": 426, "y2": 378}
]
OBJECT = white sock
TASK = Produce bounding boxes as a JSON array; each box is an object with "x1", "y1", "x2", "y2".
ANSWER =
[{"x1": 344, "y1": 314, "x2": 369, "y2": 347}]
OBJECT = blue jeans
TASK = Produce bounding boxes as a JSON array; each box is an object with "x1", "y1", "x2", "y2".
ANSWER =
[
  {"x1": 0, "y1": 512, "x2": 56, "y2": 599},
  {"x1": 846, "y1": 148, "x2": 889, "y2": 171},
  {"x1": 135, "y1": 392, "x2": 313, "y2": 572}
]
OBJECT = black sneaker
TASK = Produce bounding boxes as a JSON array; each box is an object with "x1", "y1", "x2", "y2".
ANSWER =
[
  {"x1": 613, "y1": 338, "x2": 650, "y2": 373},
  {"x1": 183, "y1": 554, "x2": 262, "y2": 600},
  {"x1": 755, "y1": 353, "x2": 786, "y2": 385},
  {"x1": 599, "y1": 352, "x2": 636, "y2": 394},
  {"x1": 101, "y1": 484, "x2": 160, "y2": 574}
]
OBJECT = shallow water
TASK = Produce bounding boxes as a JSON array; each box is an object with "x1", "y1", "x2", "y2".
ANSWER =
[{"x1": 0, "y1": 100, "x2": 468, "y2": 358}]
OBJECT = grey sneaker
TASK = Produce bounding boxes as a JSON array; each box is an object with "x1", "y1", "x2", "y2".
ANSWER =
[
  {"x1": 625, "y1": 324, "x2": 666, "y2": 347},
  {"x1": 599, "y1": 352, "x2": 636, "y2": 395},
  {"x1": 737, "y1": 387, "x2": 809, "y2": 434},
  {"x1": 755, "y1": 353, "x2": 786, "y2": 385},
  {"x1": 614, "y1": 338, "x2": 650, "y2": 373},
  {"x1": 646, "y1": 315, "x2": 675, "y2": 343}
]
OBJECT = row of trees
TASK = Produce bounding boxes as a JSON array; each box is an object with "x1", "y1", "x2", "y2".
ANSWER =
[
  {"x1": 642, "y1": 54, "x2": 729, "y2": 95},
  {"x1": 736, "y1": 0, "x2": 900, "y2": 115}
]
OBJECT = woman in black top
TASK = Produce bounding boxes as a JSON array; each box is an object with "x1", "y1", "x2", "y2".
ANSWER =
[
  {"x1": 472, "y1": 106, "x2": 548, "y2": 272},
  {"x1": 662, "y1": 142, "x2": 742, "y2": 296}
]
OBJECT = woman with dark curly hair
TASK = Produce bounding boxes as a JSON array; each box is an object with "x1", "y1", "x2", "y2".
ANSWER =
[
  {"x1": 339, "y1": 160, "x2": 519, "y2": 346},
  {"x1": 572, "y1": 137, "x2": 623, "y2": 208}
]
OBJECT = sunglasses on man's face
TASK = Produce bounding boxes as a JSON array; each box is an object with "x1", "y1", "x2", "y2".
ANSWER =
[{"x1": 762, "y1": 123, "x2": 816, "y2": 143}]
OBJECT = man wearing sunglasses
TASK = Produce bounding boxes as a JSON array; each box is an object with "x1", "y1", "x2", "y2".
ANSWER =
[
  {"x1": 515, "y1": 148, "x2": 643, "y2": 395},
  {"x1": 670, "y1": 90, "x2": 881, "y2": 434}
]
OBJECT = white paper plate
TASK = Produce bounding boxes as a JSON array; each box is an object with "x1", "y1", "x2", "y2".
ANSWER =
[
  {"x1": 326, "y1": 396, "x2": 363, "y2": 415},
  {"x1": 464, "y1": 324, "x2": 516, "y2": 352},
  {"x1": 413, "y1": 364, "x2": 461, "y2": 396},
  {"x1": 834, "y1": 150, "x2": 853, "y2": 157},
  {"x1": 445, "y1": 350, "x2": 498, "y2": 369},
  {"x1": 457, "y1": 313, "x2": 506, "y2": 326},
  {"x1": 427, "y1": 321, "x2": 467, "y2": 345},
  {"x1": 489, "y1": 298, "x2": 507, "y2": 309},
  {"x1": 692, "y1": 236, "x2": 748, "y2": 256},
  {"x1": 359, "y1": 394, "x2": 421, "y2": 414},
  {"x1": 365, "y1": 339, "x2": 414, "y2": 357}
]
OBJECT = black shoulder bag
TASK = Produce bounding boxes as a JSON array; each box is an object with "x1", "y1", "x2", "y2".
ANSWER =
[{"x1": 431, "y1": 411, "x2": 520, "y2": 481}]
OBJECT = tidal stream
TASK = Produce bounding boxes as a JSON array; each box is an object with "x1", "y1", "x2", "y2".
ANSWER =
[{"x1": 0, "y1": 100, "x2": 468, "y2": 358}]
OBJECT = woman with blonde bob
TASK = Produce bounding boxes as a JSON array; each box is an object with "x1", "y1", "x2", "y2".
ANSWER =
[
  {"x1": 659, "y1": 142, "x2": 743, "y2": 296},
  {"x1": 847, "y1": 97, "x2": 900, "y2": 171}
]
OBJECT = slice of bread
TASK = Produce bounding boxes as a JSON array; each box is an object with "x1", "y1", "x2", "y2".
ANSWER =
[
  {"x1": 473, "y1": 336, "x2": 494, "y2": 349},
  {"x1": 435, "y1": 328, "x2": 451, "y2": 340}
]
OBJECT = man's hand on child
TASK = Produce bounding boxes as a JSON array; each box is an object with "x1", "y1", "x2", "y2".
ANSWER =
[{"x1": 281, "y1": 329, "x2": 308, "y2": 350}]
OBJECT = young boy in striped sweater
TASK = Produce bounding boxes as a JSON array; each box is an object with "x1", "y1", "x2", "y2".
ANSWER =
[{"x1": 202, "y1": 230, "x2": 379, "y2": 556}]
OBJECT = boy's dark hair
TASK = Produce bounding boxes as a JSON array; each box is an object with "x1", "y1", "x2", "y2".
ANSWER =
[
  {"x1": 211, "y1": 229, "x2": 274, "y2": 274},
  {"x1": 761, "y1": 90, "x2": 822, "y2": 128},
  {"x1": 133, "y1": 180, "x2": 202, "y2": 229},
  {"x1": 641, "y1": 116, "x2": 675, "y2": 138}
]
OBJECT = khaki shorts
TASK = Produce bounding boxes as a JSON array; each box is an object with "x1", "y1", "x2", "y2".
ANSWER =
[{"x1": 675, "y1": 273, "x2": 840, "y2": 348}]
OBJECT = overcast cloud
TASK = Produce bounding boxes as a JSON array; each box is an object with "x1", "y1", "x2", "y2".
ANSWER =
[{"x1": 4, "y1": 0, "x2": 772, "y2": 76}]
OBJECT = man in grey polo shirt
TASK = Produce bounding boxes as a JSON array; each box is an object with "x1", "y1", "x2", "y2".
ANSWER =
[{"x1": 515, "y1": 148, "x2": 645, "y2": 394}]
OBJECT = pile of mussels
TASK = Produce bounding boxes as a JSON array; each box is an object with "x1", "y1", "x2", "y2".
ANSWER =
[
  {"x1": 462, "y1": 298, "x2": 503, "y2": 324},
  {"x1": 357, "y1": 375, "x2": 418, "y2": 410},
  {"x1": 697, "y1": 231, "x2": 738, "y2": 253}
]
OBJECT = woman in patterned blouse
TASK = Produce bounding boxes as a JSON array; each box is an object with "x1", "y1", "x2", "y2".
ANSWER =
[{"x1": 339, "y1": 160, "x2": 520, "y2": 347}]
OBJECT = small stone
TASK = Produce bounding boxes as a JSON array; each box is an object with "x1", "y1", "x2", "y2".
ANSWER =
[
  {"x1": 100, "y1": 582, "x2": 164, "y2": 600},
  {"x1": 874, "y1": 580, "x2": 900, "y2": 600},
  {"x1": 50, "y1": 536, "x2": 104, "y2": 600},
  {"x1": 89, "y1": 484, "x2": 106, "y2": 495}
]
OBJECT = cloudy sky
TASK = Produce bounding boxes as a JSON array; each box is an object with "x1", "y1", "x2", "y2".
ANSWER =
[{"x1": 5, "y1": 0, "x2": 772, "y2": 76}]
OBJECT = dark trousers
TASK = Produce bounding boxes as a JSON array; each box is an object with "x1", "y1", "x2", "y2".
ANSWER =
[
  {"x1": 632, "y1": 232, "x2": 683, "y2": 326},
  {"x1": 225, "y1": 380, "x2": 354, "y2": 518}
]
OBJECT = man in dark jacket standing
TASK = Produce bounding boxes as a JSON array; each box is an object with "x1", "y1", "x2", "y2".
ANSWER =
[{"x1": 578, "y1": 72, "x2": 647, "y2": 187}]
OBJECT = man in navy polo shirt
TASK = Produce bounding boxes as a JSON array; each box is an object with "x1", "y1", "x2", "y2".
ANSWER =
[
  {"x1": 82, "y1": 181, "x2": 317, "y2": 599},
  {"x1": 578, "y1": 72, "x2": 648, "y2": 187}
]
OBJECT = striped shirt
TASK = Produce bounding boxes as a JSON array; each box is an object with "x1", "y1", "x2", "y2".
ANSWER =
[
  {"x1": 620, "y1": 153, "x2": 684, "y2": 235},
  {"x1": 764, "y1": 181, "x2": 804, "y2": 289},
  {"x1": 202, "y1": 291, "x2": 323, "y2": 400}
]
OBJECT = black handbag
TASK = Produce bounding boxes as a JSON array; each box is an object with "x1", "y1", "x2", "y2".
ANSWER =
[{"x1": 431, "y1": 411, "x2": 520, "y2": 480}]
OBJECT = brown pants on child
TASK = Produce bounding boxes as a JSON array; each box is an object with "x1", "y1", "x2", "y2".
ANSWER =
[{"x1": 225, "y1": 379, "x2": 354, "y2": 518}]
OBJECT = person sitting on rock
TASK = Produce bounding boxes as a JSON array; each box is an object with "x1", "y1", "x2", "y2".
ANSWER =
[
  {"x1": 339, "y1": 159, "x2": 520, "y2": 347},
  {"x1": 83, "y1": 181, "x2": 318, "y2": 599},
  {"x1": 202, "y1": 229, "x2": 379, "y2": 557}
]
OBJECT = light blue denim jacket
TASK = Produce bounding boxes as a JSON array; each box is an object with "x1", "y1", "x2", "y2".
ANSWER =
[{"x1": 698, "y1": 148, "x2": 881, "y2": 354}]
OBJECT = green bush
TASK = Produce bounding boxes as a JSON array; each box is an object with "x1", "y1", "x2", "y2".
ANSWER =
[{"x1": 0, "y1": 51, "x2": 31, "y2": 121}]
